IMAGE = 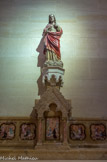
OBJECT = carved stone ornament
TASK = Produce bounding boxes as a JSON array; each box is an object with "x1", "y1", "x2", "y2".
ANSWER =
[
  {"x1": 42, "y1": 66, "x2": 65, "y2": 88},
  {"x1": 44, "y1": 60, "x2": 63, "y2": 68},
  {"x1": 34, "y1": 87, "x2": 72, "y2": 119}
]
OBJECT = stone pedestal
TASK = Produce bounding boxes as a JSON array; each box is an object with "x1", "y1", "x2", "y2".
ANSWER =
[
  {"x1": 34, "y1": 88, "x2": 72, "y2": 146},
  {"x1": 42, "y1": 66, "x2": 65, "y2": 88},
  {"x1": 34, "y1": 61, "x2": 72, "y2": 147}
]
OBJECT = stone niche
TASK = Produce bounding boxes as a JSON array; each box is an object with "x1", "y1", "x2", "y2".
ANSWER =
[
  {"x1": 43, "y1": 103, "x2": 62, "y2": 142},
  {"x1": 31, "y1": 86, "x2": 72, "y2": 146}
]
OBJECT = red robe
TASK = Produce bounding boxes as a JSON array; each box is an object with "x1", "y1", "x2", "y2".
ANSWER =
[{"x1": 43, "y1": 25, "x2": 63, "y2": 59}]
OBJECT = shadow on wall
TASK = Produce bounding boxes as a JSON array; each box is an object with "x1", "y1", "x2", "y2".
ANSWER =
[
  {"x1": 36, "y1": 36, "x2": 46, "y2": 68},
  {"x1": 36, "y1": 36, "x2": 46, "y2": 97}
]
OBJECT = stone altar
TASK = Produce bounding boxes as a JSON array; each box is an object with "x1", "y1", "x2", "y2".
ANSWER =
[{"x1": 0, "y1": 15, "x2": 107, "y2": 160}]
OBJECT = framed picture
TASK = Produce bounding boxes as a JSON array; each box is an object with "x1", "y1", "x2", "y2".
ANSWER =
[
  {"x1": 70, "y1": 124, "x2": 86, "y2": 140},
  {"x1": 20, "y1": 123, "x2": 36, "y2": 140},
  {"x1": 0, "y1": 123, "x2": 15, "y2": 140},
  {"x1": 46, "y1": 117, "x2": 60, "y2": 140},
  {"x1": 90, "y1": 124, "x2": 106, "y2": 140}
]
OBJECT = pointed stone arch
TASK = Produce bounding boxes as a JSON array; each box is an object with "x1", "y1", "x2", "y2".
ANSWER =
[{"x1": 34, "y1": 87, "x2": 72, "y2": 119}]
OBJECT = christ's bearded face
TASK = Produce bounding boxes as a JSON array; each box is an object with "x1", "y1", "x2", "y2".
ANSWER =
[{"x1": 49, "y1": 15, "x2": 55, "y2": 23}]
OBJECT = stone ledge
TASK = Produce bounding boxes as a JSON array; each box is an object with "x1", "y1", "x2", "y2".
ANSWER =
[{"x1": 0, "y1": 147, "x2": 107, "y2": 160}]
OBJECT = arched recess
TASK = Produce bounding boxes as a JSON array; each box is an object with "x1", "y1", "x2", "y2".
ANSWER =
[{"x1": 43, "y1": 103, "x2": 63, "y2": 142}]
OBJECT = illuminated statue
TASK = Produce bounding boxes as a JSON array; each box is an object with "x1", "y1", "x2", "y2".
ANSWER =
[{"x1": 43, "y1": 14, "x2": 63, "y2": 66}]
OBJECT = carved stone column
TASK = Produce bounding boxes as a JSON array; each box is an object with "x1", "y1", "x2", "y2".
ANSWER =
[
  {"x1": 37, "y1": 118, "x2": 42, "y2": 145},
  {"x1": 63, "y1": 118, "x2": 68, "y2": 144}
]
